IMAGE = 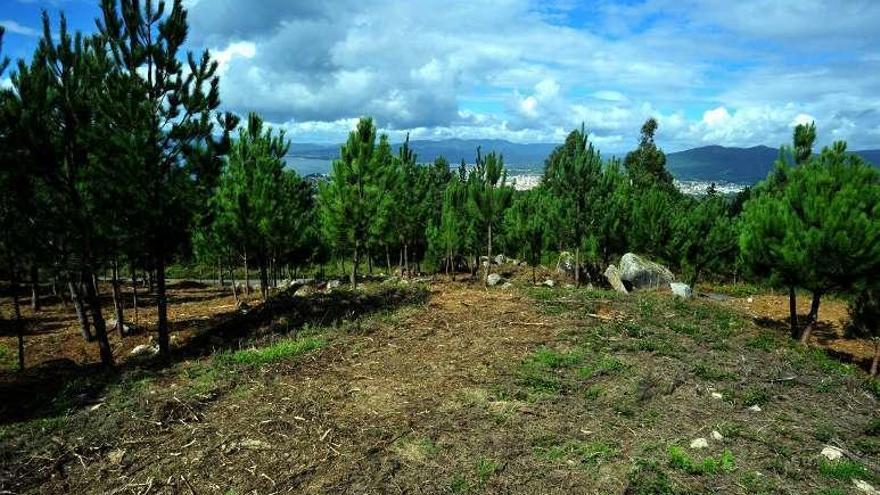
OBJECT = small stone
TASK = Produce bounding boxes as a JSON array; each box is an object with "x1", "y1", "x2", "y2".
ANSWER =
[
  {"x1": 690, "y1": 438, "x2": 709, "y2": 449},
  {"x1": 129, "y1": 344, "x2": 158, "y2": 357},
  {"x1": 748, "y1": 404, "x2": 762, "y2": 412},
  {"x1": 854, "y1": 479, "x2": 879, "y2": 494},
  {"x1": 542, "y1": 279, "x2": 555, "y2": 288},
  {"x1": 670, "y1": 282, "x2": 693, "y2": 298},
  {"x1": 326, "y1": 280, "x2": 341, "y2": 290},
  {"x1": 711, "y1": 430, "x2": 723, "y2": 441},
  {"x1": 821, "y1": 445, "x2": 844, "y2": 461},
  {"x1": 487, "y1": 273, "x2": 504, "y2": 286},
  {"x1": 88, "y1": 402, "x2": 104, "y2": 412},
  {"x1": 107, "y1": 448, "x2": 129, "y2": 466},
  {"x1": 711, "y1": 392, "x2": 723, "y2": 400},
  {"x1": 240, "y1": 439, "x2": 271, "y2": 450},
  {"x1": 747, "y1": 297, "x2": 754, "y2": 303},
  {"x1": 501, "y1": 282, "x2": 514, "y2": 290}
]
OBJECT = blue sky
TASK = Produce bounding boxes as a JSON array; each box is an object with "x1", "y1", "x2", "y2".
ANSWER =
[{"x1": 2, "y1": 0, "x2": 879, "y2": 152}]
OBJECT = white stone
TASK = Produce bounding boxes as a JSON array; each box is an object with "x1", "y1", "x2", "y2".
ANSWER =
[
  {"x1": 711, "y1": 430, "x2": 724, "y2": 441},
  {"x1": 670, "y1": 282, "x2": 693, "y2": 298},
  {"x1": 327, "y1": 280, "x2": 341, "y2": 290},
  {"x1": 821, "y1": 445, "x2": 844, "y2": 461},
  {"x1": 129, "y1": 344, "x2": 158, "y2": 357},
  {"x1": 747, "y1": 297, "x2": 754, "y2": 303},
  {"x1": 854, "y1": 479, "x2": 879, "y2": 494},
  {"x1": 690, "y1": 438, "x2": 709, "y2": 449},
  {"x1": 501, "y1": 282, "x2": 514, "y2": 290},
  {"x1": 487, "y1": 273, "x2": 504, "y2": 286},
  {"x1": 748, "y1": 404, "x2": 762, "y2": 412},
  {"x1": 542, "y1": 279, "x2": 555, "y2": 288},
  {"x1": 711, "y1": 392, "x2": 723, "y2": 400}
]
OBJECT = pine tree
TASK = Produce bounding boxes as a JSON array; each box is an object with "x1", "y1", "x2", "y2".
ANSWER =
[
  {"x1": 624, "y1": 117, "x2": 675, "y2": 192},
  {"x1": 674, "y1": 193, "x2": 738, "y2": 286},
  {"x1": 467, "y1": 149, "x2": 512, "y2": 283},
  {"x1": 99, "y1": 0, "x2": 237, "y2": 357},
  {"x1": 318, "y1": 118, "x2": 395, "y2": 288},
  {"x1": 742, "y1": 138, "x2": 880, "y2": 342},
  {"x1": 543, "y1": 126, "x2": 603, "y2": 284},
  {"x1": 503, "y1": 186, "x2": 552, "y2": 284},
  {"x1": 211, "y1": 114, "x2": 290, "y2": 301}
]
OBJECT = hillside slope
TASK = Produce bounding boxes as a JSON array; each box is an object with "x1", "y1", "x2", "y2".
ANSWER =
[{"x1": 2, "y1": 279, "x2": 878, "y2": 494}]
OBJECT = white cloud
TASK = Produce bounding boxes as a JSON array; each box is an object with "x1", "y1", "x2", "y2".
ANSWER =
[
  {"x1": 182, "y1": 0, "x2": 880, "y2": 151},
  {"x1": 0, "y1": 20, "x2": 39, "y2": 37}
]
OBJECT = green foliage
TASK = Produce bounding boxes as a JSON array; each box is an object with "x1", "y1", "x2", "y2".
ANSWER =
[
  {"x1": 319, "y1": 118, "x2": 396, "y2": 286},
  {"x1": 667, "y1": 445, "x2": 735, "y2": 475},
  {"x1": 221, "y1": 336, "x2": 325, "y2": 366},
  {"x1": 818, "y1": 459, "x2": 871, "y2": 481},
  {"x1": 503, "y1": 186, "x2": 554, "y2": 282},
  {"x1": 467, "y1": 149, "x2": 513, "y2": 281},
  {"x1": 624, "y1": 118, "x2": 675, "y2": 192}
]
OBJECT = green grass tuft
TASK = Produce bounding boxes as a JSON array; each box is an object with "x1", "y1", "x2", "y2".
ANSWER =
[{"x1": 223, "y1": 336, "x2": 324, "y2": 366}]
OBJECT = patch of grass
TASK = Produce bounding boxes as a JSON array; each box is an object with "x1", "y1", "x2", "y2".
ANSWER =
[
  {"x1": 742, "y1": 387, "x2": 770, "y2": 407},
  {"x1": 693, "y1": 362, "x2": 735, "y2": 381},
  {"x1": 528, "y1": 347, "x2": 585, "y2": 369},
  {"x1": 584, "y1": 385, "x2": 603, "y2": 400},
  {"x1": 866, "y1": 417, "x2": 880, "y2": 436},
  {"x1": 818, "y1": 459, "x2": 871, "y2": 481},
  {"x1": 666, "y1": 445, "x2": 735, "y2": 475},
  {"x1": 222, "y1": 336, "x2": 324, "y2": 366},
  {"x1": 474, "y1": 458, "x2": 499, "y2": 486},
  {"x1": 746, "y1": 334, "x2": 777, "y2": 351},
  {"x1": 627, "y1": 459, "x2": 676, "y2": 495},
  {"x1": 795, "y1": 348, "x2": 853, "y2": 377},
  {"x1": 534, "y1": 437, "x2": 617, "y2": 467},
  {"x1": 578, "y1": 354, "x2": 627, "y2": 378}
]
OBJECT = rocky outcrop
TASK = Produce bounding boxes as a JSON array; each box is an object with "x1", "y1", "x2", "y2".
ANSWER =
[{"x1": 618, "y1": 253, "x2": 674, "y2": 290}]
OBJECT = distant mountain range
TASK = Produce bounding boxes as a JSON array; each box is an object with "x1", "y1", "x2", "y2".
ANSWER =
[{"x1": 288, "y1": 140, "x2": 880, "y2": 184}]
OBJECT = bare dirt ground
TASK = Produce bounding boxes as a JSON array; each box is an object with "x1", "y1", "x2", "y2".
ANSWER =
[{"x1": 1, "y1": 275, "x2": 879, "y2": 494}]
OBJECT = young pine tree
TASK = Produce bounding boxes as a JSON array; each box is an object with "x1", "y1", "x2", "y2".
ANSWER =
[
  {"x1": 467, "y1": 150, "x2": 512, "y2": 283},
  {"x1": 319, "y1": 118, "x2": 395, "y2": 288}
]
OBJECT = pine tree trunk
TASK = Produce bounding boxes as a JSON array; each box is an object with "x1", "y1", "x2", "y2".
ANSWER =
[
  {"x1": 575, "y1": 247, "x2": 580, "y2": 287},
  {"x1": 69, "y1": 278, "x2": 92, "y2": 342},
  {"x1": 243, "y1": 251, "x2": 250, "y2": 296},
  {"x1": 147, "y1": 269, "x2": 154, "y2": 293},
  {"x1": 386, "y1": 244, "x2": 392, "y2": 275},
  {"x1": 404, "y1": 243, "x2": 409, "y2": 277},
  {"x1": 799, "y1": 293, "x2": 821, "y2": 345},
  {"x1": 259, "y1": 255, "x2": 269, "y2": 302},
  {"x1": 219, "y1": 260, "x2": 224, "y2": 288},
  {"x1": 11, "y1": 268, "x2": 25, "y2": 371},
  {"x1": 485, "y1": 224, "x2": 492, "y2": 284},
  {"x1": 231, "y1": 266, "x2": 239, "y2": 302},
  {"x1": 533, "y1": 265, "x2": 536, "y2": 285},
  {"x1": 156, "y1": 256, "x2": 170, "y2": 358},
  {"x1": 131, "y1": 268, "x2": 139, "y2": 326},
  {"x1": 351, "y1": 241, "x2": 359, "y2": 288},
  {"x1": 30, "y1": 264, "x2": 40, "y2": 312},
  {"x1": 84, "y1": 269, "x2": 114, "y2": 366},
  {"x1": 111, "y1": 260, "x2": 125, "y2": 338},
  {"x1": 807, "y1": 291, "x2": 821, "y2": 323},
  {"x1": 788, "y1": 286, "x2": 799, "y2": 339},
  {"x1": 368, "y1": 250, "x2": 373, "y2": 275}
]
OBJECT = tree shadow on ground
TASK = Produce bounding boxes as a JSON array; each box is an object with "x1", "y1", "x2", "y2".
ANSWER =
[{"x1": 0, "y1": 283, "x2": 428, "y2": 425}]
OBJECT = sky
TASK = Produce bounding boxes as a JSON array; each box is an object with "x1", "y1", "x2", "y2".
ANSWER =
[{"x1": 2, "y1": 0, "x2": 879, "y2": 153}]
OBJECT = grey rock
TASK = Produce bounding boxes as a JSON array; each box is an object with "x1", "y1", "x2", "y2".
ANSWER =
[
  {"x1": 542, "y1": 279, "x2": 555, "y2": 288},
  {"x1": 604, "y1": 264, "x2": 629, "y2": 294},
  {"x1": 556, "y1": 251, "x2": 576, "y2": 278},
  {"x1": 501, "y1": 282, "x2": 514, "y2": 290},
  {"x1": 494, "y1": 254, "x2": 506, "y2": 265},
  {"x1": 129, "y1": 344, "x2": 158, "y2": 357},
  {"x1": 670, "y1": 282, "x2": 693, "y2": 298},
  {"x1": 487, "y1": 273, "x2": 504, "y2": 286},
  {"x1": 618, "y1": 253, "x2": 674, "y2": 290},
  {"x1": 326, "y1": 280, "x2": 341, "y2": 290}
]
